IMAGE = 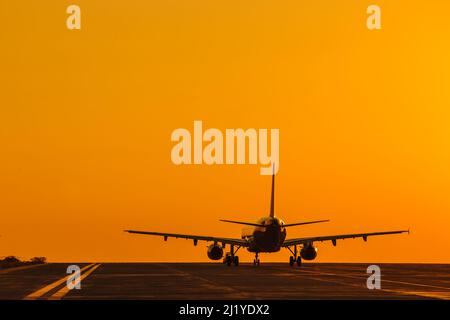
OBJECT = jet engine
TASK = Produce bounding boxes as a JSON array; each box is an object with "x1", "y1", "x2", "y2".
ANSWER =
[
  {"x1": 300, "y1": 244, "x2": 318, "y2": 260},
  {"x1": 207, "y1": 244, "x2": 224, "y2": 260}
]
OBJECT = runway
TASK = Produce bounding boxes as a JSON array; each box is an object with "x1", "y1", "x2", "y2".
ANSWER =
[{"x1": 1, "y1": 263, "x2": 449, "y2": 300}]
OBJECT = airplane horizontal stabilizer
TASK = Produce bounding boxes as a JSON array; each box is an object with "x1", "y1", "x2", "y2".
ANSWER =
[
  {"x1": 219, "y1": 220, "x2": 265, "y2": 227},
  {"x1": 283, "y1": 219, "x2": 330, "y2": 227}
]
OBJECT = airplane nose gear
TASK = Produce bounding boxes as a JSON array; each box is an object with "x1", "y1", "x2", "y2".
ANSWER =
[{"x1": 253, "y1": 252, "x2": 260, "y2": 266}]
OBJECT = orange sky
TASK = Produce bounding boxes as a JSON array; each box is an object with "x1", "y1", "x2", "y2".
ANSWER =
[{"x1": 1, "y1": 1, "x2": 450, "y2": 263}]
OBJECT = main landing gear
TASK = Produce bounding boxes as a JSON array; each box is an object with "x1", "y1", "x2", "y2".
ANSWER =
[
  {"x1": 224, "y1": 255, "x2": 239, "y2": 266},
  {"x1": 287, "y1": 245, "x2": 302, "y2": 267},
  {"x1": 223, "y1": 245, "x2": 241, "y2": 266},
  {"x1": 289, "y1": 255, "x2": 302, "y2": 267},
  {"x1": 253, "y1": 252, "x2": 260, "y2": 266}
]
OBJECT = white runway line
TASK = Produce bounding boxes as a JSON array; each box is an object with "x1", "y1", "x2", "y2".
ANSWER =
[
  {"x1": 298, "y1": 267, "x2": 450, "y2": 299},
  {"x1": 159, "y1": 264, "x2": 252, "y2": 299},
  {"x1": 300, "y1": 267, "x2": 450, "y2": 290}
]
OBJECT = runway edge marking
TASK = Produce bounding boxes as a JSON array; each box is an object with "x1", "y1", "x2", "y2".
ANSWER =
[{"x1": 23, "y1": 263, "x2": 96, "y2": 300}]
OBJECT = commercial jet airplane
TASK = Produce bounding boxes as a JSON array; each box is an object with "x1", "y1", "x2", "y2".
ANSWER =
[{"x1": 125, "y1": 167, "x2": 408, "y2": 266}]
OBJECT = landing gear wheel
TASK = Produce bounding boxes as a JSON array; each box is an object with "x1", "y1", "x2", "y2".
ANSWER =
[
  {"x1": 253, "y1": 252, "x2": 260, "y2": 266},
  {"x1": 226, "y1": 255, "x2": 232, "y2": 266},
  {"x1": 296, "y1": 256, "x2": 302, "y2": 267},
  {"x1": 233, "y1": 256, "x2": 239, "y2": 266},
  {"x1": 289, "y1": 256, "x2": 295, "y2": 267}
]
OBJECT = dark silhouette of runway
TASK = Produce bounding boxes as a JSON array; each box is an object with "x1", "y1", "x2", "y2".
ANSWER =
[{"x1": 1, "y1": 263, "x2": 449, "y2": 300}]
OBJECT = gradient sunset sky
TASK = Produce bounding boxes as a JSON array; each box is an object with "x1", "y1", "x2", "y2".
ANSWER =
[{"x1": 1, "y1": 1, "x2": 450, "y2": 262}]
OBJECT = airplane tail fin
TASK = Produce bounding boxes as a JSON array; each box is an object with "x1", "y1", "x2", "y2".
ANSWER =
[{"x1": 270, "y1": 163, "x2": 275, "y2": 218}]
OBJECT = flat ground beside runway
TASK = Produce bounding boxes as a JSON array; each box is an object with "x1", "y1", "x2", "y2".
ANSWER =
[{"x1": 1, "y1": 263, "x2": 449, "y2": 300}]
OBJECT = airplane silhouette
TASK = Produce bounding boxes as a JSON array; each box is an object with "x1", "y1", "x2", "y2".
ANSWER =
[{"x1": 125, "y1": 165, "x2": 408, "y2": 266}]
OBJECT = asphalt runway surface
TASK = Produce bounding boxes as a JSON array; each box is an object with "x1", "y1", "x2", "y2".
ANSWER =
[{"x1": 1, "y1": 263, "x2": 449, "y2": 300}]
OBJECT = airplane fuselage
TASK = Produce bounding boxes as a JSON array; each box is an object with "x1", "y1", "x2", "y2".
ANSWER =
[{"x1": 241, "y1": 216, "x2": 286, "y2": 253}]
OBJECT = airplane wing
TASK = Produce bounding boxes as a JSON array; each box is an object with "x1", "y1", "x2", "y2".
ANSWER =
[
  {"x1": 125, "y1": 230, "x2": 249, "y2": 247},
  {"x1": 282, "y1": 230, "x2": 409, "y2": 247}
]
